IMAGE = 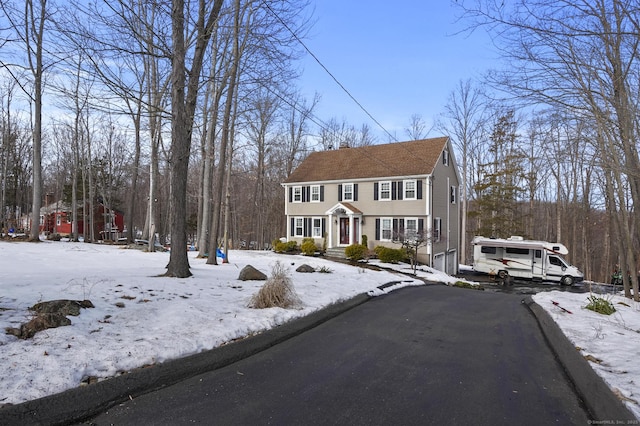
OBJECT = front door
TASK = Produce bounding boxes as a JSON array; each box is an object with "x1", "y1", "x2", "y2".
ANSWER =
[{"x1": 339, "y1": 217, "x2": 350, "y2": 245}]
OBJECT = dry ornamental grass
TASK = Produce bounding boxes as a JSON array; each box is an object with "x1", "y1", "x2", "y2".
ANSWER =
[{"x1": 248, "y1": 261, "x2": 301, "y2": 309}]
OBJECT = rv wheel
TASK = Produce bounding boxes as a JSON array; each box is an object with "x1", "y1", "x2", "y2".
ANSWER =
[
  {"x1": 498, "y1": 270, "x2": 508, "y2": 279},
  {"x1": 561, "y1": 275, "x2": 574, "y2": 286}
]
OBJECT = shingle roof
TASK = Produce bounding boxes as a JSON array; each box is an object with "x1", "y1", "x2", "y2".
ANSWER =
[{"x1": 283, "y1": 137, "x2": 449, "y2": 184}]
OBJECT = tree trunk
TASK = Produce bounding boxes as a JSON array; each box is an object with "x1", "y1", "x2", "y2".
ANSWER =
[
  {"x1": 165, "y1": 0, "x2": 223, "y2": 276},
  {"x1": 207, "y1": 0, "x2": 240, "y2": 266},
  {"x1": 27, "y1": 0, "x2": 46, "y2": 242},
  {"x1": 165, "y1": 0, "x2": 191, "y2": 277}
]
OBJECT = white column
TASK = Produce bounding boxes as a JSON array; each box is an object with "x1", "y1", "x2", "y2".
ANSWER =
[
  {"x1": 348, "y1": 215, "x2": 354, "y2": 245},
  {"x1": 425, "y1": 177, "x2": 432, "y2": 257},
  {"x1": 327, "y1": 213, "x2": 333, "y2": 248}
]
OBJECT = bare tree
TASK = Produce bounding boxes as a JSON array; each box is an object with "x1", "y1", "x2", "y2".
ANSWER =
[
  {"x1": 166, "y1": 0, "x2": 223, "y2": 276},
  {"x1": 438, "y1": 79, "x2": 488, "y2": 263},
  {"x1": 280, "y1": 91, "x2": 319, "y2": 177},
  {"x1": 244, "y1": 89, "x2": 280, "y2": 251},
  {"x1": 405, "y1": 113, "x2": 430, "y2": 140},
  {"x1": 206, "y1": 0, "x2": 242, "y2": 266},
  {"x1": 0, "y1": 0, "x2": 57, "y2": 241}
]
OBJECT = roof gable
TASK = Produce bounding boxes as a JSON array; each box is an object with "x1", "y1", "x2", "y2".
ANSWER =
[{"x1": 283, "y1": 137, "x2": 450, "y2": 184}]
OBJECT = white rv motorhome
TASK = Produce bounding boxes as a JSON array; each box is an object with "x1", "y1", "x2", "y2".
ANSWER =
[{"x1": 472, "y1": 236, "x2": 583, "y2": 286}]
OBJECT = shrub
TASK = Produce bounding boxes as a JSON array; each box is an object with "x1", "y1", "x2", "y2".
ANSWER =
[
  {"x1": 301, "y1": 238, "x2": 318, "y2": 256},
  {"x1": 585, "y1": 295, "x2": 616, "y2": 315},
  {"x1": 361, "y1": 234, "x2": 368, "y2": 249},
  {"x1": 274, "y1": 240, "x2": 298, "y2": 253},
  {"x1": 453, "y1": 281, "x2": 483, "y2": 290},
  {"x1": 317, "y1": 266, "x2": 333, "y2": 273},
  {"x1": 248, "y1": 261, "x2": 301, "y2": 309},
  {"x1": 286, "y1": 241, "x2": 298, "y2": 252},
  {"x1": 345, "y1": 243, "x2": 367, "y2": 261},
  {"x1": 375, "y1": 246, "x2": 406, "y2": 264}
]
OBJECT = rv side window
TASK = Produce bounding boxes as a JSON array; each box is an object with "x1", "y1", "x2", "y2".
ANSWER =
[
  {"x1": 549, "y1": 256, "x2": 563, "y2": 267},
  {"x1": 506, "y1": 247, "x2": 529, "y2": 255},
  {"x1": 535, "y1": 250, "x2": 542, "y2": 259},
  {"x1": 481, "y1": 246, "x2": 496, "y2": 254}
]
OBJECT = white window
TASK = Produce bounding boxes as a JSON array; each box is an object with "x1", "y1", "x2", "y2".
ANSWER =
[
  {"x1": 405, "y1": 218, "x2": 418, "y2": 241},
  {"x1": 379, "y1": 181, "x2": 391, "y2": 200},
  {"x1": 443, "y1": 150, "x2": 449, "y2": 166},
  {"x1": 312, "y1": 218, "x2": 322, "y2": 237},
  {"x1": 433, "y1": 217, "x2": 442, "y2": 242},
  {"x1": 404, "y1": 180, "x2": 417, "y2": 200},
  {"x1": 56, "y1": 216, "x2": 61, "y2": 226},
  {"x1": 294, "y1": 217, "x2": 304, "y2": 237},
  {"x1": 343, "y1": 183, "x2": 354, "y2": 201},
  {"x1": 381, "y1": 218, "x2": 392, "y2": 241},
  {"x1": 311, "y1": 185, "x2": 321, "y2": 202},
  {"x1": 293, "y1": 186, "x2": 302, "y2": 203},
  {"x1": 450, "y1": 186, "x2": 457, "y2": 204}
]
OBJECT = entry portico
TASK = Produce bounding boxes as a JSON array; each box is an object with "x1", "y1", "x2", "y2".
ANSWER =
[{"x1": 325, "y1": 202, "x2": 363, "y2": 247}]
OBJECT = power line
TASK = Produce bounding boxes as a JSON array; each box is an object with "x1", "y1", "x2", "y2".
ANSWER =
[
  {"x1": 257, "y1": 1, "x2": 451, "y2": 184},
  {"x1": 260, "y1": 0, "x2": 398, "y2": 142}
]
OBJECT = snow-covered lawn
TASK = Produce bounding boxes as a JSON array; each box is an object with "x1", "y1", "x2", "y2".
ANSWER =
[
  {"x1": 532, "y1": 290, "x2": 640, "y2": 419},
  {"x1": 0, "y1": 240, "x2": 420, "y2": 405},
  {"x1": 0, "y1": 240, "x2": 638, "y2": 419}
]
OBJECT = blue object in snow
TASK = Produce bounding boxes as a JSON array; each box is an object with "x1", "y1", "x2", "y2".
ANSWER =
[{"x1": 216, "y1": 248, "x2": 226, "y2": 259}]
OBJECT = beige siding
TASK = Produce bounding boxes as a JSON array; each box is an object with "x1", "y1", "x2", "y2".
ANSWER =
[
  {"x1": 283, "y1": 138, "x2": 460, "y2": 273},
  {"x1": 430, "y1": 141, "x2": 461, "y2": 272},
  {"x1": 286, "y1": 180, "x2": 429, "y2": 217}
]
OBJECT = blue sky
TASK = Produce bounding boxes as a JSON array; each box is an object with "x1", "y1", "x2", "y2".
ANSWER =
[{"x1": 296, "y1": 1, "x2": 496, "y2": 141}]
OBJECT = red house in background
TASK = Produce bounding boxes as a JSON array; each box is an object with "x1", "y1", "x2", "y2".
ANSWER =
[{"x1": 39, "y1": 201, "x2": 125, "y2": 240}]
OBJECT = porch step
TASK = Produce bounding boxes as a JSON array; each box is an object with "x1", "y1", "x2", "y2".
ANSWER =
[{"x1": 325, "y1": 247, "x2": 346, "y2": 259}]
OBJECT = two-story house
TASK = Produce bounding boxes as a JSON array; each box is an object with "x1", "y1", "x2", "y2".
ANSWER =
[{"x1": 282, "y1": 137, "x2": 460, "y2": 274}]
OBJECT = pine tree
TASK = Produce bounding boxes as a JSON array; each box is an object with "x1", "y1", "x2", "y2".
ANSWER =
[{"x1": 471, "y1": 110, "x2": 526, "y2": 238}]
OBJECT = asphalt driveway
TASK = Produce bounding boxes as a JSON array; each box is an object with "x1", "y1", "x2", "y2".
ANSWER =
[{"x1": 82, "y1": 285, "x2": 593, "y2": 425}]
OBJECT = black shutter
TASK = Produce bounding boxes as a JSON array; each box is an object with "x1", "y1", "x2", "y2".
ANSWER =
[
  {"x1": 375, "y1": 219, "x2": 381, "y2": 240},
  {"x1": 338, "y1": 184, "x2": 343, "y2": 201},
  {"x1": 322, "y1": 218, "x2": 326, "y2": 236},
  {"x1": 417, "y1": 180, "x2": 423, "y2": 199},
  {"x1": 418, "y1": 219, "x2": 424, "y2": 234},
  {"x1": 397, "y1": 181, "x2": 403, "y2": 200},
  {"x1": 392, "y1": 219, "x2": 399, "y2": 241},
  {"x1": 289, "y1": 187, "x2": 293, "y2": 203},
  {"x1": 374, "y1": 183, "x2": 379, "y2": 200},
  {"x1": 391, "y1": 182, "x2": 397, "y2": 200},
  {"x1": 354, "y1": 184, "x2": 358, "y2": 201},
  {"x1": 399, "y1": 219, "x2": 405, "y2": 237},
  {"x1": 290, "y1": 218, "x2": 295, "y2": 236},
  {"x1": 320, "y1": 185, "x2": 324, "y2": 202}
]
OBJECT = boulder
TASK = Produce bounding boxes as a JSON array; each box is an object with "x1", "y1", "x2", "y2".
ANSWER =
[
  {"x1": 6, "y1": 313, "x2": 72, "y2": 339},
  {"x1": 238, "y1": 265, "x2": 267, "y2": 281},
  {"x1": 31, "y1": 299, "x2": 94, "y2": 316},
  {"x1": 5, "y1": 299, "x2": 94, "y2": 339},
  {"x1": 296, "y1": 264, "x2": 316, "y2": 273}
]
